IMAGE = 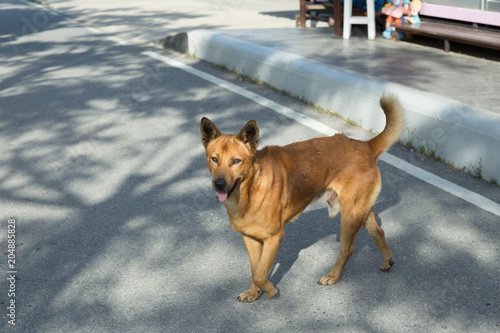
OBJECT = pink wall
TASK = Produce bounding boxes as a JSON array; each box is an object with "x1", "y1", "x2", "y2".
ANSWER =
[{"x1": 420, "y1": 3, "x2": 500, "y2": 27}]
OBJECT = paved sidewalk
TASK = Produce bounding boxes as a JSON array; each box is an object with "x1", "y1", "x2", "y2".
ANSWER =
[
  {"x1": 40, "y1": 0, "x2": 500, "y2": 113},
  {"x1": 218, "y1": 27, "x2": 500, "y2": 114},
  {"x1": 38, "y1": 0, "x2": 500, "y2": 182},
  {"x1": 39, "y1": 0, "x2": 299, "y2": 44}
]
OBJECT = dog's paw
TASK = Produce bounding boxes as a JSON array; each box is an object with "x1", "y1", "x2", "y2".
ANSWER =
[
  {"x1": 381, "y1": 257, "x2": 395, "y2": 272},
  {"x1": 265, "y1": 286, "x2": 278, "y2": 299},
  {"x1": 237, "y1": 290, "x2": 261, "y2": 303},
  {"x1": 318, "y1": 274, "x2": 340, "y2": 286}
]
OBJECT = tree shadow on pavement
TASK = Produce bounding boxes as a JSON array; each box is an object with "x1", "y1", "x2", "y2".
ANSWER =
[{"x1": 0, "y1": 10, "x2": 499, "y2": 332}]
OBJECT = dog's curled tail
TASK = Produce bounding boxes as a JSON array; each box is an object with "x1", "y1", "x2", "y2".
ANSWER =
[{"x1": 368, "y1": 94, "x2": 406, "y2": 160}]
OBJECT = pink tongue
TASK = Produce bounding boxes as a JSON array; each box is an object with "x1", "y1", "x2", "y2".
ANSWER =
[{"x1": 216, "y1": 192, "x2": 228, "y2": 203}]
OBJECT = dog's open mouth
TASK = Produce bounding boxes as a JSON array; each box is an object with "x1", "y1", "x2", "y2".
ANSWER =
[{"x1": 216, "y1": 179, "x2": 239, "y2": 203}]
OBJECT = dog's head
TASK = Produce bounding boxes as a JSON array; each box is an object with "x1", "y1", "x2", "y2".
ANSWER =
[{"x1": 200, "y1": 117, "x2": 259, "y2": 203}]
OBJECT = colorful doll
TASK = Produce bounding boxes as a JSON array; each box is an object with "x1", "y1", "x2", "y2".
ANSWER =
[
  {"x1": 382, "y1": 0, "x2": 411, "y2": 39},
  {"x1": 407, "y1": 0, "x2": 422, "y2": 24}
]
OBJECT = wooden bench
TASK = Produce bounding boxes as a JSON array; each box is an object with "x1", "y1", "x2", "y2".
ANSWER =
[
  {"x1": 395, "y1": 21, "x2": 500, "y2": 52},
  {"x1": 394, "y1": 3, "x2": 500, "y2": 53},
  {"x1": 295, "y1": 0, "x2": 373, "y2": 37},
  {"x1": 296, "y1": 0, "x2": 343, "y2": 36}
]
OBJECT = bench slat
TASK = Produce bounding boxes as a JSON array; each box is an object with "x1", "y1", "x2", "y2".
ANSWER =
[{"x1": 395, "y1": 22, "x2": 500, "y2": 51}]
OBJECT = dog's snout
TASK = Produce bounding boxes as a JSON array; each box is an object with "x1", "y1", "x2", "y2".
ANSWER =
[{"x1": 214, "y1": 178, "x2": 227, "y2": 191}]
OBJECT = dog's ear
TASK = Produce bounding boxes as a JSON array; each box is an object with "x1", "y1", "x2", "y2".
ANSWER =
[
  {"x1": 200, "y1": 117, "x2": 221, "y2": 148},
  {"x1": 237, "y1": 120, "x2": 259, "y2": 152}
]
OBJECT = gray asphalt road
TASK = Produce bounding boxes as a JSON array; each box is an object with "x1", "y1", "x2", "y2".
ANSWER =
[{"x1": 1, "y1": 1, "x2": 499, "y2": 332}]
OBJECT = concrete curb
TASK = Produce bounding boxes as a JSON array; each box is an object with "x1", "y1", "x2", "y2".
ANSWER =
[{"x1": 185, "y1": 29, "x2": 500, "y2": 182}]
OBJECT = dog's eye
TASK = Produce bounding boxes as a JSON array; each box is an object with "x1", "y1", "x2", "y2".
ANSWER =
[
  {"x1": 232, "y1": 158, "x2": 242, "y2": 165},
  {"x1": 211, "y1": 157, "x2": 219, "y2": 163}
]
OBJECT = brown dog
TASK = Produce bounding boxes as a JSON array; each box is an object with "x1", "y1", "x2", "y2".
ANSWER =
[{"x1": 200, "y1": 94, "x2": 405, "y2": 302}]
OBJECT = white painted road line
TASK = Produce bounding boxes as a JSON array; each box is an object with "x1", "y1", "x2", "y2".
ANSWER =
[
  {"x1": 380, "y1": 154, "x2": 500, "y2": 216},
  {"x1": 142, "y1": 50, "x2": 500, "y2": 217},
  {"x1": 142, "y1": 51, "x2": 339, "y2": 137}
]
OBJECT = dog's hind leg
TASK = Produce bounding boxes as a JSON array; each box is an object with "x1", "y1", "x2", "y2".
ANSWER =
[
  {"x1": 364, "y1": 208, "x2": 395, "y2": 272},
  {"x1": 318, "y1": 212, "x2": 364, "y2": 285}
]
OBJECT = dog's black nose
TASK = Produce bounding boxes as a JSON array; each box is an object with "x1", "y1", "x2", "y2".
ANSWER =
[{"x1": 214, "y1": 178, "x2": 227, "y2": 191}]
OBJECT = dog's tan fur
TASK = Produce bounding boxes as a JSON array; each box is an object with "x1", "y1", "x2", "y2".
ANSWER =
[{"x1": 200, "y1": 94, "x2": 405, "y2": 302}]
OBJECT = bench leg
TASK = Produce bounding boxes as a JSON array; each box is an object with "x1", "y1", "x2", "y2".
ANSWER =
[
  {"x1": 343, "y1": 0, "x2": 353, "y2": 39},
  {"x1": 366, "y1": 0, "x2": 375, "y2": 40},
  {"x1": 299, "y1": 0, "x2": 306, "y2": 28},
  {"x1": 334, "y1": 0, "x2": 341, "y2": 36},
  {"x1": 444, "y1": 39, "x2": 450, "y2": 53}
]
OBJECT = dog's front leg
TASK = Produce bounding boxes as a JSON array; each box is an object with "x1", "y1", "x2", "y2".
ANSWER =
[
  {"x1": 238, "y1": 235, "x2": 263, "y2": 302},
  {"x1": 254, "y1": 234, "x2": 282, "y2": 299},
  {"x1": 238, "y1": 233, "x2": 282, "y2": 302}
]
